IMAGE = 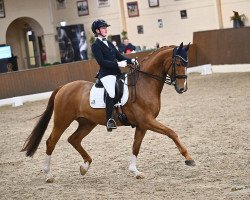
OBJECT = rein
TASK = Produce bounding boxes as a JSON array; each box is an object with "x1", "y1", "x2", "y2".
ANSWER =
[
  {"x1": 127, "y1": 56, "x2": 187, "y2": 86},
  {"x1": 127, "y1": 43, "x2": 189, "y2": 102},
  {"x1": 126, "y1": 58, "x2": 172, "y2": 103},
  {"x1": 126, "y1": 54, "x2": 188, "y2": 102}
]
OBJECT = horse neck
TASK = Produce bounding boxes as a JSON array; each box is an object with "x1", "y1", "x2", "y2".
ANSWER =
[{"x1": 137, "y1": 48, "x2": 173, "y2": 95}]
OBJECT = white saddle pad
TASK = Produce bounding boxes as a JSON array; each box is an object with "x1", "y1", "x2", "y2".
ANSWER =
[{"x1": 90, "y1": 76, "x2": 129, "y2": 108}]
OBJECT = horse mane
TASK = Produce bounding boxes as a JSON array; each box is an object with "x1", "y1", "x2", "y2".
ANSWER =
[{"x1": 141, "y1": 45, "x2": 175, "y2": 64}]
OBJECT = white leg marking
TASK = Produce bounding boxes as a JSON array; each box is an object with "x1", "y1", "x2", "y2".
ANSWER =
[
  {"x1": 43, "y1": 155, "x2": 55, "y2": 183},
  {"x1": 129, "y1": 155, "x2": 144, "y2": 179},
  {"x1": 80, "y1": 161, "x2": 90, "y2": 176},
  {"x1": 43, "y1": 155, "x2": 51, "y2": 173}
]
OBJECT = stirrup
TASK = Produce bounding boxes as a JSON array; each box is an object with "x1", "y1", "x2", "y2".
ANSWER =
[{"x1": 107, "y1": 118, "x2": 117, "y2": 132}]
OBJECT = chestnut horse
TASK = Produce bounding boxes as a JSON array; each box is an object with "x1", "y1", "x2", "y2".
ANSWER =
[{"x1": 22, "y1": 42, "x2": 195, "y2": 182}]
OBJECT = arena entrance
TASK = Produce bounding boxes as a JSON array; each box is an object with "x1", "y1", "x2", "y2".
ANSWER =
[{"x1": 6, "y1": 17, "x2": 45, "y2": 70}]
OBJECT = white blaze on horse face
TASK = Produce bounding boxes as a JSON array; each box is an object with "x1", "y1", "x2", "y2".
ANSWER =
[{"x1": 184, "y1": 67, "x2": 187, "y2": 88}]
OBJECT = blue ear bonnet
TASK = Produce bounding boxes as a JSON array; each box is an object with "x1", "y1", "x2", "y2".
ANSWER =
[{"x1": 173, "y1": 42, "x2": 190, "y2": 65}]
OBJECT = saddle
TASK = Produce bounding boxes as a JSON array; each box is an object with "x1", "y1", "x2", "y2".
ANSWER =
[
  {"x1": 95, "y1": 73, "x2": 126, "y2": 105},
  {"x1": 92, "y1": 74, "x2": 133, "y2": 127}
]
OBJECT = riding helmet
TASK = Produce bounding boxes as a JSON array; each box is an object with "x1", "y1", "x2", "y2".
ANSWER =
[{"x1": 91, "y1": 19, "x2": 110, "y2": 34}]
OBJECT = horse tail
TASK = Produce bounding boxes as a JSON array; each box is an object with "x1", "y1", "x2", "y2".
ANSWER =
[{"x1": 21, "y1": 87, "x2": 61, "y2": 157}]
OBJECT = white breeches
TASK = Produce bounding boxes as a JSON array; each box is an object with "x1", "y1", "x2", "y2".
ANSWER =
[{"x1": 100, "y1": 75, "x2": 116, "y2": 98}]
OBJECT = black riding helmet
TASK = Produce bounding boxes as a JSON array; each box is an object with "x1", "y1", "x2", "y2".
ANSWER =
[{"x1": 91, "y1": 19, "x2": 110, "y2": 36}]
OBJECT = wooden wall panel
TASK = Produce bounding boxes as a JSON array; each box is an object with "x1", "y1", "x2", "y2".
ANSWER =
[
  {"x1": 193, "y1": 27, "x2": 250, "y2": 65},
  {"x1": 0, "y1": 46, "x2": 196, "y2": 99}
]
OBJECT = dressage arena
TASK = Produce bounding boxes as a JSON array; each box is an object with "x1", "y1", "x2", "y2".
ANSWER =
[{"x1": 0, "y1": 72, "x2": 249, "y2": 200}]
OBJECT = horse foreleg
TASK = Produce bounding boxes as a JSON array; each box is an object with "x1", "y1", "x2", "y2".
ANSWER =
[
  {"x1": 68, "y1": 118, "x2": 97, "y2": 176},
  {"x1": 129, "y1": 127, "x2": 146, "y2": 179},
  {"x1": 147, "y1": 119, "x2": 195, "y2": 166}
]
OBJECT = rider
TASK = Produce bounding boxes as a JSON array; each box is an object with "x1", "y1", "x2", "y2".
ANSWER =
[{"x1": 91, "y1": 19, "x2": 136, "y2": 131}]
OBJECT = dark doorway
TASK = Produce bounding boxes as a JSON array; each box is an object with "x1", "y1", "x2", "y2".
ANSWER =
[{"x1": 111, "y1": 35, "x2": 122, "y2": 46}]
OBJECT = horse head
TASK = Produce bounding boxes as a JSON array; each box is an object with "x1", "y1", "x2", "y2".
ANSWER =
[{"x1": 166, "y1": 42, "x2": 190, "y2": 94}]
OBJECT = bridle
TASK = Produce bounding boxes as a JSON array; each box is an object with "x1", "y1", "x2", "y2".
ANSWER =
[
  {"x1": 125, "y1": 54, "x2": 188, "y2": 102},
  {"x1": 122, "y1": 45, "x2": 189, "y2": 102},
  {"x1": 165, "y1": 55, "x2": 188, "y2": 86},
  {"x1": 127, "y1": 54, "x2": 188, "y2": 87}
]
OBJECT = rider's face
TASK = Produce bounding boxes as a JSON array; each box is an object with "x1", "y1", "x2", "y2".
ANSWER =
[{"x1": 97, "y1": 27, "x2": 108, "y2": 37}]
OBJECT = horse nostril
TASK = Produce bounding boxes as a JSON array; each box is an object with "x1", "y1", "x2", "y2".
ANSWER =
[{"x1": 179, "y1": 88, "x2": 184, "y2": 92}]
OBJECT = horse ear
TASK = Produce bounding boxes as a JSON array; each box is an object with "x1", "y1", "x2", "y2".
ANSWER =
[
  {"x1": 185, "y1": 42, "x2": 190, "y2": 51},
  {"x1": 179, "y1": 42, "x2": 184, "y2": 49},
  {"x1": 177, "y1": 42, "x2": 183, "y2": 53}
]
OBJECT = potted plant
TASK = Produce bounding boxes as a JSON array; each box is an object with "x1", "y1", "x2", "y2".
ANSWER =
[
  {"x1": 121, "y1": 30, "x2": 127, "y2": 41},
  {"x1": 230, "y1": 11, "x2": 246, "y2": 28}
]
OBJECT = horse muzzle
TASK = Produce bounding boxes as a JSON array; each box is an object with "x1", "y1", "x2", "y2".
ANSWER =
[{"x1": 175, "y1": 84, "x2": 188, "y2": 94}]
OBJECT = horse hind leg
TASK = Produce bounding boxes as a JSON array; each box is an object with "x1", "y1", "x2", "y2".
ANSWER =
[
  {"x1": 67, "y1": 118, "x2": 97, "y2": 176},
  {"x1": 44, "y1": 122, "x2": 71, "y2": 183}
]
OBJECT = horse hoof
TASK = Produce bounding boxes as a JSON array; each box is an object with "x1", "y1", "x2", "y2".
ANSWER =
[
  {"x1": 185, "y1": 160, "x2": 196, "y2": 166},
  {"x1": 136, "y1": 172, "x2": 145, "y2": 179},
  {"x1": 45, "y1": 173, "x2": 55, "y2": 183},
  {"x1": 80, "y1": 165, "x2": 88, "y2": 176},
  {"x1": 46, "y1": 177, "x2": 55, "y2": 183}
]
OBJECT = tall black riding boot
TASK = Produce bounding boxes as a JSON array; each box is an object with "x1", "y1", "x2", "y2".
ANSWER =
[{"x1": 106, "y1": 95, "x2": 117, "y2": 132}]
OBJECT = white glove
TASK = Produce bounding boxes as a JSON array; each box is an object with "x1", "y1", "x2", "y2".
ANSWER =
[
  {"x1": 118, "y1": 60, "x2": 127, "y2": 68},
  {"x1": 131, "y1": 58, "x2": 139, "y2": 65}
]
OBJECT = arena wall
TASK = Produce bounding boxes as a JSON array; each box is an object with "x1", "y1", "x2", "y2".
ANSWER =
[
  {"x1": 193, "y1": 26, "x2": 250, "y2": 65},
  {"x1": 0, "y1": 46, "x2": 196, "y2": 100}
]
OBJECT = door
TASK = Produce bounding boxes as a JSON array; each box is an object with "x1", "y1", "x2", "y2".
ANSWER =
[{"x1": 24, "y1": 30, "x2": 39, "y2": 68}]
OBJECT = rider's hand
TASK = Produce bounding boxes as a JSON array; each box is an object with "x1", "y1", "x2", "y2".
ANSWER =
[
  {"x1": 131, "y1": 58, "x2": 139, "y2": 65},
  {"x1": 118, "y1": 60, "x2": 127, "y2": 68}
]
